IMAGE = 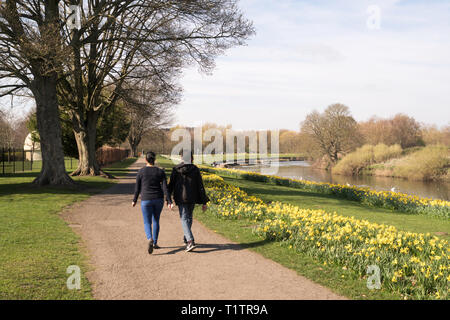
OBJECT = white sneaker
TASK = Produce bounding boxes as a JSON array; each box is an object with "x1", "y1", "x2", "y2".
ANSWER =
[{"x1": 185, "y1": 241, "x2": 196, "y2": 252}]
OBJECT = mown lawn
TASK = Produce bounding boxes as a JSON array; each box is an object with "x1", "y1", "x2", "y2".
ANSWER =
[{"x1": 0, "y1": 157, "x2": 137, "y2": 299}]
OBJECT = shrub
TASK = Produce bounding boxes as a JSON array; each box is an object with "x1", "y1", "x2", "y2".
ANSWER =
[
  {"x1": 394, "y1": 145, "x2": 449, "y2": 181},
  {"x1": 332, "y1": 144, "x2": 402, "y2": 176}
]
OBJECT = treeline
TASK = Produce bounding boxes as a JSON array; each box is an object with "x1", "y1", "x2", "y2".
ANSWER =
[{"x1": 140, "y1": 104, "x2": 448, "y2": 163}]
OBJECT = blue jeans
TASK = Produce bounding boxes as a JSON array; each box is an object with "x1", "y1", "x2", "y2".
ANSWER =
[
  {"x1": 141, "y1": 199, "x2": 164, "y2": 243},
  {"x1": 178, "y1": 203, "x2": 195, "y2": 242}
]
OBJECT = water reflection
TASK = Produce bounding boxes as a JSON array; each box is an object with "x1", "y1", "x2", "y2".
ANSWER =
[{"x1": 238, "y1": 161, "x2": 450, "y2": 201}]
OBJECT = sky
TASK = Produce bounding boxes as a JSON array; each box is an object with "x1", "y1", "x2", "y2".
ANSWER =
[{"x1": 174, "y1": 0, "x2": 450, "y2": 131}]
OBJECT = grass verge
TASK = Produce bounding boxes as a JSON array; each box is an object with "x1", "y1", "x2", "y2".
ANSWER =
[{"x1": 0, "y1": 157, "x2": 137, "y2": 299}]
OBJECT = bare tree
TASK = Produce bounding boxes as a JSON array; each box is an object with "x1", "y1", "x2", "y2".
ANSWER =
[
  {"x1": 0, "y1": 1, "x2": 254, "y2": 183},
  {"x1": 56, "y1": 0, "x2": 255, "y2": 176},
  {"x1": 0, "y1": 1, "x2": 75, "y2": 185},
  {"x1": 120, "y1": 74, "x2": 179, "y2": 157},
  {"x1": 302, "y1": 104, "x2": 362, "y2": 164}
]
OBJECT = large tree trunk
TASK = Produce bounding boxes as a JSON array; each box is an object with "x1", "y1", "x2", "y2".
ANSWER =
[
  {"x1": 30, "y1": 75, "x2": 74, "y2": 186},
  {"x1": 70, "y1": 110, "x2": 113, "y2": 178}
]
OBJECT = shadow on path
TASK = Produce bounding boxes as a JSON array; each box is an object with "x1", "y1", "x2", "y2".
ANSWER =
[{"x1": 153, "y1": 239, "x2": 271, "y2": 256}]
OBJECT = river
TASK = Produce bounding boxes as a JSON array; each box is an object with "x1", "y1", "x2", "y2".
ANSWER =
[{"x1": 236, "y1": 161, "x2": 450, "y2": 201}]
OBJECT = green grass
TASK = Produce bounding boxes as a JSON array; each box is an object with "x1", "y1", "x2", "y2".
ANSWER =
[
  {"x1": 222, "y1": 176, "x2": 450, "y2": 240},
  {"x1": 0, "y1": 157, "x2": 79, "y2": 175},
  {"x1": 0, "y1": 157, "x2": 137, "y2": 299}
]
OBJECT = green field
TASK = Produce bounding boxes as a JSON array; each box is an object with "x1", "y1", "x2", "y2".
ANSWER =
[{"x1": 0, "y1": 157, "x2": 137, "y2": 299}]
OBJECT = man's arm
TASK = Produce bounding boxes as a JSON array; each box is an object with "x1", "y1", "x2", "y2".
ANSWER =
[
  {"x1": 161, "y1": 170, "x2": 172, "y2": 204},
  {"x1": 168, "y1": 169, "x2": 176, "y2": 196},
  {"x1": 196, "y1": 168, "x2": 210, "y2": 205}
]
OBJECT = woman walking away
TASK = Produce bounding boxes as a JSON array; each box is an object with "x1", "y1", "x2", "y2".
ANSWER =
[{"x1": 132, "y1": 152, "x2": 172, "y2": 254}]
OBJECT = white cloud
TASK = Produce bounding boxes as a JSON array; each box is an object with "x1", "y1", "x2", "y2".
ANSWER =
[{"x1": 174, "y1": 0, "x2": 450, "y2": 130}]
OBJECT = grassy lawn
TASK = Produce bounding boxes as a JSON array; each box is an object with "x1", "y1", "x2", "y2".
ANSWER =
[{"x1": 0, "y1": 157, "x2": 137, "y2": 299}]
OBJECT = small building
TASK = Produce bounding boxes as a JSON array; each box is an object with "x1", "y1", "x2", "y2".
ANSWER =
[{"x1": 24, "y1": 132, "x2": 42, "y2": 161}]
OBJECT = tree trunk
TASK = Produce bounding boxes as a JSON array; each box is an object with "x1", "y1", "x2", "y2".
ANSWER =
[
  {"x1": 128, "y1": 135, "x2": 141, "y2": 158},
  {"x1": 30, "y1": 75, "x2": 74, "y2": 186},
  {"x1": 70, "y1": 110, "x2": 113, "y2": 178}
]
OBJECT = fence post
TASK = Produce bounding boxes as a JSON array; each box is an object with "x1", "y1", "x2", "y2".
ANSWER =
[
  {"x1": 22, "y1": 149, "x2": 25, "y2": 172},
  {"x1": 2, "y1": 147, "x2": 4, "y2": 175},
  {"x1": 12, "y1": 148, "x2": 15, "y2": 174}
]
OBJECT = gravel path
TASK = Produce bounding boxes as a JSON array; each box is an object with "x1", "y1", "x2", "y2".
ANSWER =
[{"x1": 62, "y1": 158, "x2": 345, "y2": 300}]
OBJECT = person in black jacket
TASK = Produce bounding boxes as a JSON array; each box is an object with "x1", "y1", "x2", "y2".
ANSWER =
[
  {"x1": 168, "y1": 152, "x2": 209, "y2": 252},
  {"x1": 132, "y1": 151, "x2": 172, "y2": 254}
]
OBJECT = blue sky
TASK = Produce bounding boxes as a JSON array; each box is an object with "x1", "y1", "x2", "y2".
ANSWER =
[{"x1": 175, "y1": 0, "x2": 450, "y2": 130}]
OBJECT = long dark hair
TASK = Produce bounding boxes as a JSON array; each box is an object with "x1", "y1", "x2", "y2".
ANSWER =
[{"x1": 146, "y1": 151, "x2": 156, "y2": 165}]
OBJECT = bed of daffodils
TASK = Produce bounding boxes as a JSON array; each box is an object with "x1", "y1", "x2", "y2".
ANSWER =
[
  {"x1": 202, "y1": 173, "x2": 450, "y2": 300},
  {"x1": 200, "y1": 166, "x2": 450, "y2": 219}
]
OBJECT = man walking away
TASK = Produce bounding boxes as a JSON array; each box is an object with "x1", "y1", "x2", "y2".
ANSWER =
[{"x1": 168, "y1": 152, "x2": 209, "y2": 252}]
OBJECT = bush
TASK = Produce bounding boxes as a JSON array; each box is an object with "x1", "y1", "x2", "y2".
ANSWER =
[
  {"x1": 394, "y1": 145, "x2": 449, "y2": 181},
  {"x1": 332, "y1": 144, "x2": 402, "y2": 176}
]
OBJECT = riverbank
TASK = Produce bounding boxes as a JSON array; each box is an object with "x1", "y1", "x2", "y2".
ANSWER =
[
  {"x1": 333, "y1": 145, "x2": 450, "y2": 183},
  {"x1": 0, "y1": 157, "x2": 137, "y2": 299}
]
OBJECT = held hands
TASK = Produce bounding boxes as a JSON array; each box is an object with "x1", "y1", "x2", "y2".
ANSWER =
[{"x1": 167, "y1": 203, "x2": 174, "y2": 210}]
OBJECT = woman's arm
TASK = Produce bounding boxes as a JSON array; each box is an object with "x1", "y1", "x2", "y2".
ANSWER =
[{"x1": 132, "y1": 171, "x2": 142, "y2": 204}]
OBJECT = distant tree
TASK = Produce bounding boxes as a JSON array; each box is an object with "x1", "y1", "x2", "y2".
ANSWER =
[
  {"x1": 279, "y1": 130, "x2": 304, "y2": 154},
  {"x1": 421, "y1": 124, "x2": 450, "y2": 147},
  {"x1": 359, "y1": 114, "x2": 423, "y2": 148},
  {"x1": 390, "y1": 114, "x2": 423, "y2": 148},
  {"x1": 359, "y1": 116, "x2": 396, "y2": 146},
  {"x1": 301, "y1": 104, "x2": 362, "y2": 164},
  {"x1": 120, "y1": 74, "x2": 178, "y2": 157}
]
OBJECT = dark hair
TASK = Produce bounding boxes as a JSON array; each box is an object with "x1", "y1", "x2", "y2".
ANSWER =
[{"x1": 146, "y1": 151, "x2": 156, "y2": 165}]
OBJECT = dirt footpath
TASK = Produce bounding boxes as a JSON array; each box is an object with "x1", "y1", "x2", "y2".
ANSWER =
[{"x1": 63, "y1": 157, "x2": 345, "y2": 300}]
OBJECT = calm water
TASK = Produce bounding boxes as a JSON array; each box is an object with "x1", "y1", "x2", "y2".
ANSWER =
[{"x1": 237, "y1": 161, "x2": 450, "y2": 201}]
